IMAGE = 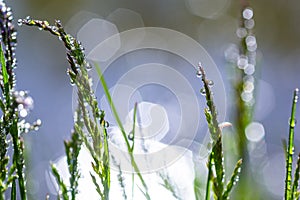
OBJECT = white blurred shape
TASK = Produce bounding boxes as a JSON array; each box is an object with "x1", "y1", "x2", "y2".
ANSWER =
[
  {"x1": 262, "y1": 153, "x2": 285, "y2": 197},
  {"x1": 78, "y1": 18, "x2": 120, "y2": 61},
  {"x1": 65, "y1": 11, "x2": 100, "y2": 36},
  {"x1": 48, "y1": 102, "x2": 200, "y2": 199},
  {"x1": 185, "y1": 0, "x2": 231, "y2": 19},
  {"x1": 245, "y1": 122, "x2": 265, "y2": 142},
  {"x1": 107, "y1": 8, "x2": 144, "y2": 32},
  {"x1": 127, "y1": 102, "x2": 169, "y2": 141}
]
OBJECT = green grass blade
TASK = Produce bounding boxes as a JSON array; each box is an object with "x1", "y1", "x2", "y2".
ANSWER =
[
  {"x1": 11, "y1": 179, "x2": 16, "y2": 200},
  {"x1": 222, "y1": 159, "x2": 243, "y2": 199},
  {"x1": 0, "y1": 45, "x2": 7, "y2": 85},
  {"x1": 205, "y1": 154, "x2": 213, "y2": 200},
  {"x1": 51, "y1": 164, "x2": 69, "y2": 200},
  {"x1": 95, "y1": 63, "x2": 150, "y2": 200},
  {"x1": 95, "y1": 63, "x2": 131, "y2": 150},
  {"x1": 285, "y1": 88, "x2": 299, "y2": 200},
  {"x1": 0, "y1": 45, "x2": 10, "y2": 103},
  {"x1": 292, "y1": 153, "x2": 300, "y2": 199},
  {"x1": 90, "y1": 173, "x2": 104, "y2": 199}
]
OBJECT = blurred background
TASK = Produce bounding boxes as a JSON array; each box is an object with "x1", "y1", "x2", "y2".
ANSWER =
[{"x1": 6, "y1": 0, "x2": 300, "y2": 199}]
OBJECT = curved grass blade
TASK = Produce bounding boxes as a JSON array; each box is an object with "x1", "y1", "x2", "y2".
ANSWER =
[{"x1": 95, "y1": 63, "x2": 150, "y2": 200}]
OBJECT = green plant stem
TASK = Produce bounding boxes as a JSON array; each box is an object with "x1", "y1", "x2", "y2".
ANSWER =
[{"x1": 285, "y1": 88, "x2": 299, "y2": 200}]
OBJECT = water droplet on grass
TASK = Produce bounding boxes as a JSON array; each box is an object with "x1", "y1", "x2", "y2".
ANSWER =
[
  {"x1": 237, "y1": 55, "x2": 248, "y2": 69},
  {"x1": 104, "y1": 121, "x2": 109, "y2": 128},
  {"x1": 17, "y1": 19, "x2": 23, "y2": 26},
  {"x1": 200, "y1": 88, "x2": 206, "y2": 96},
  {"x1": 196, "y1": 70, "x2": 202, "y2": 78},
  {"x1": 208, "y1": 80, "x2": 214, "y2": 87},
  {"x1": 128, "y1": 132, "x2": 134, "y2": 140},
  {"x1": 244, "y1": 19, "x2": 255, "y2": 29},
  {"x1": 236, "y1": 27, "x2": 247, "y2": 38},
  {"x1": 289, "y1": 118, "x2": 297, "y2": 128},
  {"x1": 243, "y1": 8, "x2": 254, "y2": 20},
  {"x1": 196, "y1": 62, "x2": 202, "y2": 78}
]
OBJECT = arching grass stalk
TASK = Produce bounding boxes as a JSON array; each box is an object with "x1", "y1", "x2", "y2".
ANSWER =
[
  {"x1": 284, "y1": 88, "x2": 300, "y2": 200},
  {"x1": 19, "y1": 18, "x2": 111, "y2": 199},
  {"x1": 198, "y1": 66, "x2": 242, "y2": 200}
]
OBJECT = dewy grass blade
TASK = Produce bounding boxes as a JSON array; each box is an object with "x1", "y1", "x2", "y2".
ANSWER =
[
  {"x1": 95, "y1": 63, "x2": 130, "y2": 149},
  {"x1": 285, "y1": 88, "x2": 299, "y2": 200},
  {"x1": 292, "y1": 153, "x2": 300, "y2": 199},
  {"x1": 222, "y1": 159, "x2": 243, "y2": 199},
  {"x1": 95, "y1": 63, "x2": 151, "y2": 200},
  {"x1": 0, "y1": 45, "x2": 10, "y2": 103}
]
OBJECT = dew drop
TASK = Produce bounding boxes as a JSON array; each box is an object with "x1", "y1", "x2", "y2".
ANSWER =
[
  {"x1": 52, "y1": 26, "x2": 58, "y2": 32},
  {"x1": 86, "y1": 63, "x2": 92, "y2": 71},
  {"x1": 237, "y1": 55, "x2": 248, "y2": 69},
  {"x1": 236, "y1": 27, "x2": 247, "y2": 38},
  {"x1": 244, "y1": 64, "x2": 255, "y2": 75},
  {"x1": 208, "y1": 80, "x2": 214, "y2": 87},
  {"x1": 128, "y1": 132, "x2": 134, "y2": 141},
  {"x1": 243, "y1": 8, "x2": 254, "y2": 20},
  {"x1": 19, "y1": 109, "x2": 28, "y2": 118},
  {"x1": 17, "y1": 19, "x2": 23, "y2": 26},
  {"x1": 200, "y1": 88, "x2": 206, "y2": 96},
  {"x1": 289, "y1": 118, "x2": 297, "y2": 128},
  {"x1": 36, "y1": 119, "x2": 42, "y2": 126},
  {"x1": 196, "y1": 70, "x2": 202, "y2": 78},
  {"x1": 104, "y1": 121, "x2": 109, "y2": 128},
  {"x1": 24, "y1": 123, "x2": 31, "y2": 129},
  {"x1": 244, "y1": 19, "x2": 255, "y2": 29},
  {"x1": 196, "y1": 62, "x2": 203, "y2": 78}
]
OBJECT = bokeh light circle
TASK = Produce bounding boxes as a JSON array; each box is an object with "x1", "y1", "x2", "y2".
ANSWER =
[{"x1": 72, "y1": 26, "x2": 226, "y2": 173}]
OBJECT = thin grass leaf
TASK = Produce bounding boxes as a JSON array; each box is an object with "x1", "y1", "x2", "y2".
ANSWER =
[
  {"x1": 292, "y1": 153, "x2": 300, "y2": 199},
  {"x1": 0, "y1": 45, "x2": 9, "y2": 104},
  {"x1": 222, "y1": 159, "x2": 243, "y2": 199},
  {"x1": 205, "y1": 154, "x2": 213, "y2": 200},
  {"x1": 285, "y1": 88, "x2": 299, "y2": 200},
  {"x1": 0, "y1": 45, "x2": 7, "y2": 86},
  {"x1": 51, "y1": 164, "x2": 69, "y2": 200},
  {"x1": 11, "y1": 179, "x2": 16, "y2": 200},
  {"x1": 159, "y1": 172, "x2": 181, "y2": 200},
  {"x1": 90, "y1": 173, "x2": 103, "y2": 199},
  {"x1": 130, "y1": 103, "x2": 138, "y2": 199},
  {"x1": 95, "y1": 63, "x2": 150, "y2": 199},
  {"x1": 95, "y1": 64, "x2": 130, "y2": 150},
  {"x1": 282, "y1": 139, "x2": 288, "y2": 160},
  {"x1": 130, "y1": 102, "x2": 138, "y2": 151}
]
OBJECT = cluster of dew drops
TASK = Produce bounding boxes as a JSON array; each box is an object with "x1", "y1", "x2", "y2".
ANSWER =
[
  {"x1": 0, "y1": 2, "x2": 42, "y2": 134},
  {"x1": 224, "y1": 6, "x2": 257, "y2": 106},
  {"x1": 14, "y1": 91, "x2": 41, "y2": 133},
  {"x1": 196, "y1": 62, "x2": 214, "y2": 96}
]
